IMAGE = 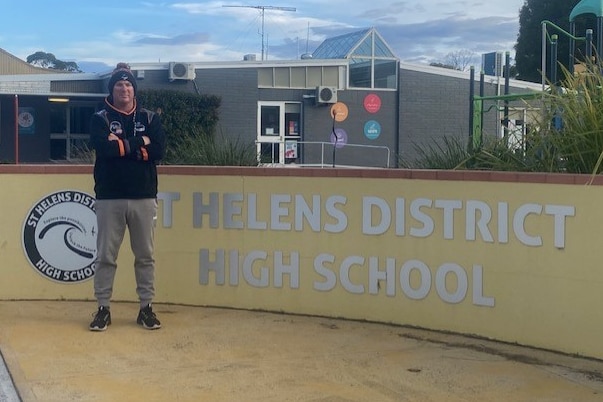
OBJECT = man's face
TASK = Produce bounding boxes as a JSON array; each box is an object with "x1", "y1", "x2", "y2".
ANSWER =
[{"x1": 112, "y1": 80, "x2": 134, "y2": 108}]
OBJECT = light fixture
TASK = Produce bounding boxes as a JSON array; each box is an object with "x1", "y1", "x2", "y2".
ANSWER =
[{"x1": 47, "y1": 97, "x2": 69, "y2": 103}]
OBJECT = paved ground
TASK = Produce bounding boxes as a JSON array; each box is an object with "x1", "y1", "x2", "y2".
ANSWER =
[{"x1": 0, "y1": 301, "x2": 603, "y2": 402}]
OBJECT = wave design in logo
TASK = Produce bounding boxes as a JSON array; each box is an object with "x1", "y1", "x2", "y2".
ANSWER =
[{"x1": 38, "y1": 220, "x2": 95, "y2": 259}]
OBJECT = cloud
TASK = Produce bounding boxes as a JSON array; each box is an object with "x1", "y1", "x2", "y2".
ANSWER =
[
  {"x1": 171, "y1": 2, "x2": 236, "y2": 16},
  {"x1": 0, "y1": 0, "x2": 524, "y2": 71},
  {"x1": 361, "y1": 2, "x2": 427, "y2": 20},
  {"x1": 135, "y1": 32, "x2": 211, "y2": 46},
  {"x1": 374, "y1": 15, "x2": 518, "y2": 63}
]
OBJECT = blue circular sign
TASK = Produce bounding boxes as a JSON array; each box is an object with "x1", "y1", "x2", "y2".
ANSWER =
[{"x1": 364, "y1": 120, "x2": 381, "y2": 140}]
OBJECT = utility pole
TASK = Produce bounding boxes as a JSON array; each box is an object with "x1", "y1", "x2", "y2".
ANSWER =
[{"x1": 223, "y1": 4, "x2": 296, "y2": 60}]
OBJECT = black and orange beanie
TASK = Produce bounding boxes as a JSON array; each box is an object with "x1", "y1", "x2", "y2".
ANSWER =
[{"x1": 107, "y1": 62, "x2": 137, "y2": 95}]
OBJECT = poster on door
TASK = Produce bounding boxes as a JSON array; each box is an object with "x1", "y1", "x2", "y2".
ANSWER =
[{"x1": 285, "y1": 141, "x2": 298, "y2": 159}]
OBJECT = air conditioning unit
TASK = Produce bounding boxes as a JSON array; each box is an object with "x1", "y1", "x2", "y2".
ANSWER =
[
  {"x1": 316, "y1": 86, "x2": 337, "y2": 104},
  {"x1": 169, "y1": 62, "x2": 196, "y2": 80}
]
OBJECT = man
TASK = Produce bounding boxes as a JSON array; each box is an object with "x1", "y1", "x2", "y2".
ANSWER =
[{"x1": 89, "y1": 62, "x2": 166, "y2": 331}]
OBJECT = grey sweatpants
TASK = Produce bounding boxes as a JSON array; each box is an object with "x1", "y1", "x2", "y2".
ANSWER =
[{"x1": 94, "y1": 198, "x2": 157, "y2": 308}]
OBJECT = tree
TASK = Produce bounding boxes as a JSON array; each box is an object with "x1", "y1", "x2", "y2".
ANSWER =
[
  {"x1": 26, "y1": 51, "x2": 82, "y2": 72},
  {"x1": 444, "y1": 49, "x2": 476, "y2": 71},
  {"x1": 514, "y1": 0, "x2": 594, "y2": 83},
  {"x1": 430, "y1": 50, "x2": 476, "y2": 71},
  {"x1": 429, "y1": 62, "x2": 456, "y2": 70}
]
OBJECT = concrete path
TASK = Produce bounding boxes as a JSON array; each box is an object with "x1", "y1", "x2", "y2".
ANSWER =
[
  {"x1": 0, "y1": 301, "x2": 602, "y2": 402},
  {"x1": 0, "y1": 349, "x2": 19, "y2": 402}
]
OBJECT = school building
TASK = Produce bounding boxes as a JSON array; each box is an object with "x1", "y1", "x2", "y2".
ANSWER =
[{"x1": 0, "y1": 28, "x2": 541, "y2": 167}]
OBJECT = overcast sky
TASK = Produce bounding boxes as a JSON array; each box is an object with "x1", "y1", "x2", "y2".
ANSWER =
[{"x1": 0, "y1": 1, "x2": 526, "y2": 72}]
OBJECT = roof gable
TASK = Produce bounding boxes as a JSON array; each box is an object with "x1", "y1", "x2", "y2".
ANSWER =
[{"x1": 312, "y1": 28, "x2": 397, "y2": 60}]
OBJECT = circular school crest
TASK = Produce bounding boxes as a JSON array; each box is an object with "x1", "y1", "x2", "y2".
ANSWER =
[{"x1": 22, "y1": 190, "x2": 97, "y2": 283}]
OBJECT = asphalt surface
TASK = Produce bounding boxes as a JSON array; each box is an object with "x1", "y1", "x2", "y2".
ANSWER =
[{"x1": 1, "y1": 301, "x2": 603, "y2": 402}]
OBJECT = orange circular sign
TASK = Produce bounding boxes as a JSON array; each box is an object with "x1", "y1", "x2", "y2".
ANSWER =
[{"x1": 330, "y1": 102, "x2": 349, "y2": 122}]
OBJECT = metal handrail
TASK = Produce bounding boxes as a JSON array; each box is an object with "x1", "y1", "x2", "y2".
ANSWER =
[{"x1": 256, "y1": 139, "x2": 391, "y2": 168}]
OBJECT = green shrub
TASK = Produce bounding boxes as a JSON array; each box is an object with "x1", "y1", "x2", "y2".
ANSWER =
[
  {"x1": 168, "y1": 129, "x2": 257, "y2": 166},
  {"x1": 70, "y1": 142, "x2": 95, "y2": 164},
  {"x1": 137, "y1": 89, "x2": 221, "y2": 164},
  {"x1": 400, "y1": 136, "x2": 537, "y2": 171},
  {"x1": 399, "y1": 136, "x2": 469, "y2": 170},
  {"x1": 537, "y1": 62, "x2": 603, "y2": 174}
]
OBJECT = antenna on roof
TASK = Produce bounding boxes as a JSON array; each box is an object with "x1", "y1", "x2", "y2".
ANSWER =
[
  {"x1": 305, "y1": 21, "x2": 310, "y2": 54},
  {"x1": 300, "y1": 21, "x2": 313, "y2": 59},
  {"x1": 222, "y1": 4, "x2": 296, "y2": 61}
]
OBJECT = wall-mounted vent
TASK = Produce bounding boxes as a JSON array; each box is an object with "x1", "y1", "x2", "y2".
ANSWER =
[
  {"x1": 316, "y1": 86, "x2": 337, "y2": 104},
  {"x1": 169, "y1": 62, "x2": 196, "y2": 80}
]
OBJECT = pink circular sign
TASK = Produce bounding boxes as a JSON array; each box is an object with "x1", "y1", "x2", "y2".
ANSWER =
[{"x1": 364, "y1": 94, "x2": 381, "y2": 114}]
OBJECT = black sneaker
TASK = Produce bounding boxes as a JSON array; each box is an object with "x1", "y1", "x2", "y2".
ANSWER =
[
  {"x1": 137, "y1": 304, "x2": 161, "y2": 330},
  {"x1": 89, "y1": 306, "x2": 111, "y2": 331}
]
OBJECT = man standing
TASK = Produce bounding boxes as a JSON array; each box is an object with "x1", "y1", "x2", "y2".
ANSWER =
[{"x1": 89, "y1": 62, "x2": 166, "y2": 331}]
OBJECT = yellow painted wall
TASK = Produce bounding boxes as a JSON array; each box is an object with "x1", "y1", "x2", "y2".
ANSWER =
[{"x1": 1, "y1": 168, "x2": 602, "y2": 359}]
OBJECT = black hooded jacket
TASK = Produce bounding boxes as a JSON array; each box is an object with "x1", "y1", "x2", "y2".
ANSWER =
[{"x1": 90, "y1": 98, "x2": 166, "y2": 200}]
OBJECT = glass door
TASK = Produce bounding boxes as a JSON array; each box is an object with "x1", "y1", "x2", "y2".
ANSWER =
[
  {"x1": 257, "y1": 102, "x2": 301, "y2": 164},
  {"x1": 284, "y1": 103, "x2": 301, "y2": 164}
]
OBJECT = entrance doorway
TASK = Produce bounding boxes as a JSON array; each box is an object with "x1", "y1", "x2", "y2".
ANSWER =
[{"x1": 257, "y1": 101, "x2": 301, "y2": 164}]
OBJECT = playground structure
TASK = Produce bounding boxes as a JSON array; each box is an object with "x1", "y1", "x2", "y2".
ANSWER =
[
  {"x1": 569, "y1": 0, "x2": 603, "y2": 75},
  {"x1": 470, "y1": 0, "x2": 603, "y2": 153},
  {"x1": 469, "y1": 56, "x2": 542, "y2": 153}
]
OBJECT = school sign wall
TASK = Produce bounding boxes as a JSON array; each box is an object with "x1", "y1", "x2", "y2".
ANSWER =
[{"x1": 2, "y1": 165, "x2": 602, "y2": 360}]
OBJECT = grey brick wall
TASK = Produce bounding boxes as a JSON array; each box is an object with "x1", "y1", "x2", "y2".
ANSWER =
[{"x1": 398, "y1": 69, "x2": 542, "y2": 165}]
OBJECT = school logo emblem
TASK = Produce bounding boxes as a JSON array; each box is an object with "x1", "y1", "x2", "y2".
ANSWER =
[
  {"x1": 109, "y1": 121, "x2": 123, "y2": 135},
  {"x1": 22, "y1": 190, "x2": 97, "y2": 283}
]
